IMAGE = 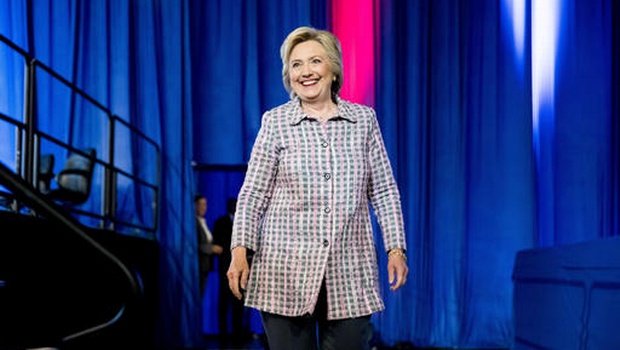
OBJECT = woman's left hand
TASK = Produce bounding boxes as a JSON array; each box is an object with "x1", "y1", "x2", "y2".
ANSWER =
[{"x1": 387, "y1": 249, "x2": 408, "y2": 291}]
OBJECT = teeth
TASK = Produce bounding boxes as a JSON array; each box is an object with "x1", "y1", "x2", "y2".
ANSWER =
[{"x1": 301, "y1": 80, "x2": 317, "y2": 86}]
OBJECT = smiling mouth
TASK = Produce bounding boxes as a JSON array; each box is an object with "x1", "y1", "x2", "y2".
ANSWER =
[{"x1": 300, "y1": 79, "x2": 319, "y2": 86}]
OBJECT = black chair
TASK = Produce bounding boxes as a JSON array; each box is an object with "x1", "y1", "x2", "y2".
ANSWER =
[{"x1": 48, "y1": 148, "x2": 96, "y2": 205}]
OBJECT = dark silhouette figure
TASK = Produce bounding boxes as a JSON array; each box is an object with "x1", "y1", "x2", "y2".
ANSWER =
[
  {"x1": 212, "y1": 198, "x2": 248, "y2": 342},
  {"x1": 195, "y1": 194, "x2": 223, "y2": 296}
]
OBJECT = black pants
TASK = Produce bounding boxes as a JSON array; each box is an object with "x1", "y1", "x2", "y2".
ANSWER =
[
  {"x1": 260, "y1": 284, "x2": 372, "y2": 350},
  {"x1": 199, "y1": 270, "x2": 208, "y2": 296}
]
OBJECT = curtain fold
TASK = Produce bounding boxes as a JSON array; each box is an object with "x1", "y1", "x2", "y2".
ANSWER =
[
  {"x1": 0, "y1": 1, "x2": 29, "y2": 174},
  {"x1": 374, "y1": 0, "x2": 535, "y2": 347},
  {"x1": 614, "y1": 0, "x2": 620, "y2": 238},
  {"x1": 189, "y1": 0, "x2": 327, "y2": 166},
  {"x1": 548, "y1": 0, "x2": 613, "y2": 244}
]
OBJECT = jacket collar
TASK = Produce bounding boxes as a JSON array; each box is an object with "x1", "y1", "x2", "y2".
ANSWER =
[{"x1": 288, "y1": 96, "x2": 358, "y2": 125}]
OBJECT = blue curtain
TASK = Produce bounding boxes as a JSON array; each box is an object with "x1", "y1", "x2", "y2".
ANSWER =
[
  {"x1": 189, "y1": 0, "x2": 327, "y2": 165},
  {"x1": 546, "y1": 0, "x2": 616, "y2": 243},
  {"x1": 1, "y1": 0, "x2": 618, "y2": 349},
  {"x1": 374, "y1": 0, "x2": 535, "y2": 347}
]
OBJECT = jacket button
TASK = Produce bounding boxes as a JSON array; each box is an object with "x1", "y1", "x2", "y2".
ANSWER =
[
  {"x1": 321, "y1": 141, "x2": 329, "y2": 148},
  {"x1": 324, "y1": 173, "x2": 331, "y2": 180},
  {"x1": 323, "y1": 240, "x2": 329, "y2": 247},
  {"x1": 324, "y1": 207, "x2": 331, "y2": 213}
]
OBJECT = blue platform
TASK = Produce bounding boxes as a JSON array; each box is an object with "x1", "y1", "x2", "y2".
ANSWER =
[{"x1": 512, "y1": 236, "x2": 620, "y2": 349}]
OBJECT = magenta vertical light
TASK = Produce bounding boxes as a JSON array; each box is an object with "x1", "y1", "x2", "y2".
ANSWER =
[{"x1": 330, "y1": 0, "x2": 376, "y2": 107}]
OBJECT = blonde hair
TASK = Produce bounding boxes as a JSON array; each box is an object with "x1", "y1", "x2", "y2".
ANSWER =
[{"x1": 280, "y1": 26, "x2": 343, "y2": 101}]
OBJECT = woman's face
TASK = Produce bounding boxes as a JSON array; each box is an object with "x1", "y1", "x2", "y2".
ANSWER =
[{"x1": 288, "y1": 40, "x2": 334, "y2": 103}]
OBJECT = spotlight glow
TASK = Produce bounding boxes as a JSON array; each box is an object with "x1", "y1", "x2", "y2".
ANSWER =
[
  {"x1": 532, "y1": 0, "x2": 560, "y2": 136},
  {"x1": 505, "y1": 0, "x2": 526, "y2": 59}
]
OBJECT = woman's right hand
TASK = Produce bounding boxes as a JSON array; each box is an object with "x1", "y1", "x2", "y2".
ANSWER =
[{"x1": 227, "y1": 246, "x2": 250, "y2": 300}]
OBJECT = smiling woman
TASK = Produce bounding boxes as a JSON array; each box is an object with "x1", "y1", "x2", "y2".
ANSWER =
[{"x1": 226, "y1": 26, "x2": 407, "y2": 350}]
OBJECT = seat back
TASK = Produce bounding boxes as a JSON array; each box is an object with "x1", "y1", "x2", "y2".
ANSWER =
[{"x1": 51, "y1": 148, "x2": 96, "y2": 205}]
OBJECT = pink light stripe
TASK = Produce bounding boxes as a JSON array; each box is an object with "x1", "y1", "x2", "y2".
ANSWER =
[{"x1": 330, "y1": 0, "x2": 376, "y2": 107}]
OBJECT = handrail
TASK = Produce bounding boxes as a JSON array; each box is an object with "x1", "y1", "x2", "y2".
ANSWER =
[
  {"x1": 0, "y1": 34, "x2": 32, "y2": 60},
  {"x1": 0, "y1": 33, "x2": 160, "y2": 235},
  {"x1": 0, "y1": 160, "x2": 141, "y2": 344},
  {"x1": 112, "y1": 115, "x2": 160, "y2": 152},
  {"x1": 0, "y1": 112, "x2": 26, "y2": 180}
]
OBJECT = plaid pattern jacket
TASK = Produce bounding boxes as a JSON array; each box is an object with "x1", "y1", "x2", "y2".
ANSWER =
[{"x1": 231, "y1": 98, "x2": 406, "y2": 320}]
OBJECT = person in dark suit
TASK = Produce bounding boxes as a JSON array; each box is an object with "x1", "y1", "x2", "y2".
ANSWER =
[
  {"x1": 212, "y1": 198, "x2": 249, "y2": 342},
  {"x1": 195, "y1": 194, "x2": 223, "y2": 297}
]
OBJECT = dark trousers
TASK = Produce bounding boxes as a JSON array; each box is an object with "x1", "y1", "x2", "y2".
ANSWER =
[
  {"x1": 260, "y1": 284, "x2": 372, "y2": 350},
  {"x1": 199, "y1": 271, "x2": 208, "y2": 297}
]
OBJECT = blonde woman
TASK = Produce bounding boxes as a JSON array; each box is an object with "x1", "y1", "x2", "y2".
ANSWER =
[{"x1": 227, "y1": 26, "x2": 408, "y2": 350}]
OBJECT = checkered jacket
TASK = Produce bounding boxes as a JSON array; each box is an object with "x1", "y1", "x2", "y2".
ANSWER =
[{"x1": 231, "y1": 98, "x2": 406, "y2": 320}]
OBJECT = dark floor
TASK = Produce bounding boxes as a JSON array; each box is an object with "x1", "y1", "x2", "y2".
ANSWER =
[
  {"x1": 202, "y1": 334, "x2": 268, "y2": 350},
  {"x1": 152, "y1": 332, "x2": 508, "y2": 350},
  {"x1": 190, "y1": 334, "x2": 469, "y2": 350}
]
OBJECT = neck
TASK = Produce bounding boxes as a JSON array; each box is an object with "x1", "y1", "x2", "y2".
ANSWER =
[{"x1": 301, "y1": 100, "x2": 336, "y2": 121}]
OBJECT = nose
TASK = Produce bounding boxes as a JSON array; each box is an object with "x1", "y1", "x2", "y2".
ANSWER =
[{"x1": 300, "y1": 63, "x2": 312, "y2": 76}]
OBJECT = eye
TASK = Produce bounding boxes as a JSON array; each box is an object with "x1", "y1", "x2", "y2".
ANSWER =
[
  {"x1": 312, "y1": 58, "x2": 322, "y2": 64},
  {"x1": 291, "y1": 61, "x2": 301, "y2": 68}
]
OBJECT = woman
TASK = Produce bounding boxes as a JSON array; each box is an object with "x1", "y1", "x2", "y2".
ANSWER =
[{"x1": 227, "y1": 26, "x2": 408, "y2": 350}]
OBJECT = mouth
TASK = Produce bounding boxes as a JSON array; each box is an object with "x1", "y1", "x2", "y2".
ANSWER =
[{"x1": 299, "y1": 79, "x2": 319, "y2": 86}]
